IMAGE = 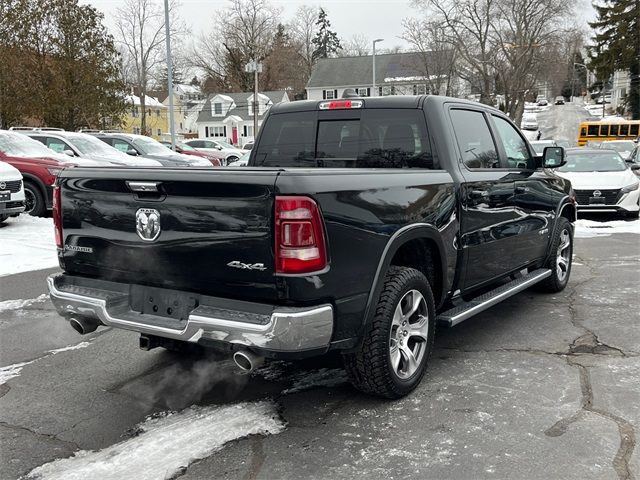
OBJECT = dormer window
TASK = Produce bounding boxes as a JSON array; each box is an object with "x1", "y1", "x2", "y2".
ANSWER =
[{"x1": 214, "y1": 103, "x2": 222, "y2": 115}]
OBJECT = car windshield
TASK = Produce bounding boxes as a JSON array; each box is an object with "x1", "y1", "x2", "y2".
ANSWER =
[
  {"x1": 523, "y1": 115, "x2": 537, "y2": 122},
  {"x1": 65, "y1": 134, "x2": 120, "y2": 155},
  {"x1": 559, "y1": 151, "x2": 627, "y2": 172},
  {"x1": 177, "y1": 141, "x2": 195, "y2": 151},
  {"x1": 132, "y1": 136, "x2": 170, "y2": 155},
  {"x1": 0, "y1": 132, "x2": 59, "y2": 157},
  {"x1": 600, "y1": 141, "x2": 635, "y2": 153},
  {"x1": 215, "y1": 140, "x2": 234, "y2": 149}
]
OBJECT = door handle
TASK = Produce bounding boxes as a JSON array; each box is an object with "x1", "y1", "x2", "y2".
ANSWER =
[{"x1": 515, "y1": 186, "x2": 529, "y2": 194}]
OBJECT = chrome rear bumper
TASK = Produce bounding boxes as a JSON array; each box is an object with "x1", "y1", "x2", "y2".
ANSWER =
[{"x1": 47, "y1": 274, "x2": 333, "y2": 352}]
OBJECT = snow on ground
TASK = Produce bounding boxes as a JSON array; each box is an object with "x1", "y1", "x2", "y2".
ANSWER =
[
  {"x1": 27, "y1": 401, "x2": 285, "y2": 480},
  {"x1": 0, "y1": 294, "x2": 49, "y2": 313},
  {"x1": 0, "y1": 215, "x2": 57, "y2": 277},
  {"x1": 0, "y1": 340, "x2": 92, "y2": 386},
  {"x1": 574, "y1": 218, "x2": 640, "y2": 238},
  {"x1": 0, "y1": 360, "x2": 37, "y2": 385}
]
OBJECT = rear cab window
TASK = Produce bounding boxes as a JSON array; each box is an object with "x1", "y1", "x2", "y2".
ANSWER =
[{"x1": 253, "y1": 108, "x2": 436, "y2": 169}]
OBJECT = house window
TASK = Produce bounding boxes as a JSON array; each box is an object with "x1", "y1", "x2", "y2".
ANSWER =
[
  {"x1": 243, "y1": 125, "x2": 254, "y2": 137},
  {"x1": 157, "y1": 128, "x2": 161, "y2": 136},
  {"x1": 414, "y1": 84, "x2": 427, "y2": 95},
  {"x1": 133, "y1": 127, "x2": 141, "y2": 135},
  {"x1": 214, "y1": 103, "x2": 222, "y2": 115},
  {"x1": 132, "y1": 107, "x2": 139, "y2": 118},
  {"x1": 324, "y1": 90, "x2": 335, "y2": 100},
  {"x1": 156, "y1": 109, "x2": 160, "y2": 117},
  {"x1": 208, "y1": 126, "x2": 226, "y2": 137},
  {"x1": 357, "y1": 88, "x2": 369, "y2": 97}
]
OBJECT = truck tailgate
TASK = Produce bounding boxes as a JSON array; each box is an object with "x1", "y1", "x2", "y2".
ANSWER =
[{"x1": 58, "y1": 168, "x2": 280, "y2": 302}]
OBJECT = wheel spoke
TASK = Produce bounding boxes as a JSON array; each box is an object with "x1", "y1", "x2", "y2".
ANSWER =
[
  {"x1": 558, "y1": 257, "x2": 568, "y2": 269},
  {"x1": 559, "y1": 231, "x2": 570, "y2": 252},
  {"x1": 400, "y1": 345, "x2": 419, "y2": 374},
  {"x1": 390, "y1": 346, "x2": 401, "y2": 372},
  {"x1": 392, "y1": 302, "x2": 404, "y2": 327},
  {"x1": 407, "y1": 315, "x2": 429, "y2": 341},
  {"x1": 405, "y1": 290, "x2": 423, "y2": 320}
]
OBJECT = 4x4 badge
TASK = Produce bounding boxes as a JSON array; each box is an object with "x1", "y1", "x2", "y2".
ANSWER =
[
  {"x1": 227, "y1": 261, "x2": 267, "y2": 271},
  {"x1": 136, "y1": 208, "x2": 161, "y2": 242}
]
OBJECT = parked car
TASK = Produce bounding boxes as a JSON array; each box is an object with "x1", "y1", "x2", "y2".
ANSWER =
[
  {"x1": 530, "y1": 140, "x2": 557, "y2": 155},
  {"x1": 536, "y1": 96, "x2": 548, "y2": 106},
  {"x1": 596, "y1": 140, "x2": 637, "y2": 161},
  {"x1": 227, "y1": 151, "x2": 250, "y2": 166},
  {"x1": 554, "y1": 148, "x2": 640, "y2": 218},
  {"x1": 242, "y1": 141, "x2": 254, "y2": 151},
  {"x1": 184, "y1": 139, "x2": 247, "y2": 165},
  {"x1": 95, "y1": 133, "x2": 211, "y2": 167},
  {"x1": 521, "y1": 113, "x2": 539, "y2": 130},
  {"x1": 18, "y1": 130, "x2": 162, "y2": 167},
  {"x1": 554, "y1": 96, "x2": 565, "y2": 105},
  {"x1": 0, "y1": 161, "x2": 25, "y2": 223},
  {"x1": 159, "y1": 141, "x2": 222, "y2": 167},
  {"x1": 0, "y1": 130, "x2": 98, "y2": 216},
  {"x1": 48, "y1": 95, "x2": 577, "y2": 399}
]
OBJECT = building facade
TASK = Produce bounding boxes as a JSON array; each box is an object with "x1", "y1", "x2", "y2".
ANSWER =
[
  {"x1": 122, "y1": 95, "x2": 169, "y2": 140},
  {"x1": 196, "y1": 91, "x2": 289, "y2": 147}
]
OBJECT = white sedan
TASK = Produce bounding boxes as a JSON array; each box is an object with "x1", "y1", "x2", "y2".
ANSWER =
[
  {"x1": 555, "y1": 148, "x2": 640, "y2": 218},
  {"x1": 0, "y1": 161, "x2": 26, "y2": 223}
]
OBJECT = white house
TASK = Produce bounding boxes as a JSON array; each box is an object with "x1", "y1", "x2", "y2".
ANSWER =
[
  {"x1": 611, "y1": 70, "x2": 631, "y2": 113},
  {"x1": 162, "y1": 83, "x2": 205, "y2": 135},
  {"x1": 196, "y1": 91, "x2": 289, "y2": 146},
  {"x1": 305, "y1": 52, "x2": 470, "y2": 101}
]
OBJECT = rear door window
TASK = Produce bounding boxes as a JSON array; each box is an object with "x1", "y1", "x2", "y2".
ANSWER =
[
  {"x1": 254, "y1": 109, "x2": 434, "y2": 169},
  {"x1": 46, "y1": 138, "x2": 72, "y2": 153},
  {"x1": 112, "y1": 139, "x2": 133, "y2": 153},
  {"x1": 449, "y1": 109, "x2": 499, "y2": 169}
]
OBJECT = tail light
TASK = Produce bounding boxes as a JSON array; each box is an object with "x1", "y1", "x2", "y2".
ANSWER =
[
  {"x1": 275, "y1": 196, "x2": 328, "y2": 274},
  {"x1": 318, "y1": 99, "x2": 363, "y2": 110},
  {"x1": 53, "y1": 185, "x2": 63, "y2": 248}
]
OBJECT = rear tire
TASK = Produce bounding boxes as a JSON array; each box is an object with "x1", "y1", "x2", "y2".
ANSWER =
[
  {"x1": 537, "y1": 217, "x2": 573, "y2": 293},
  {"x1": 343, "y1": 266, "x2": 435, "y2": 398},
  {"x1": 24, "y1": 182, "x2": 46, "y2": 217},
  {"x1": 226, "y1": 156, "x2": 238, "y2": 165},
  {"x1": 0, "y1": 214, "x2": 7, "y2": 224}
]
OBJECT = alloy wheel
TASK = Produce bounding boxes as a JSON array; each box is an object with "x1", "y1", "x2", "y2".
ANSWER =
[
  {"x1": 556, "y1": 228, "x2": 571, "y2": 281},
  {"x1": 389, "y1": 289, "x2": 430, "y2": 379}
]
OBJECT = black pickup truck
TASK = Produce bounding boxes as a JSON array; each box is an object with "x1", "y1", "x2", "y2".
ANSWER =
[{"x1": 48, "y1": 95, "x2": 576, "y2": 398}]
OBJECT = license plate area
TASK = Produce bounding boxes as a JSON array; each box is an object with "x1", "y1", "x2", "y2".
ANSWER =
[
  {"x1": 129, "y1": 285, "x2": 199, "y2": 321},
  {"x1": 589, "y1": 197, "x2": 605, "y2": 205},
  {"x1": 0, "y1": 191, "x2": 9, "y2": 202}
]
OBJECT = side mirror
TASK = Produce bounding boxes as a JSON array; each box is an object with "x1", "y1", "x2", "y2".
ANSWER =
[
  {"x1": 543, "y1": 146, "x2": 565, "y2": 168},
  {"x1": 63, "y1": 150, "x2": 75, "y2": 157},
  {"x1": 631, "y1": 164, "x2": 640, "y2": 171},
  {"x1": 215, "y1": 145, "x2": 223, "y2": 151},
  {"x1": 126, "y1": 149, "x2": 138, "y2": 156}
]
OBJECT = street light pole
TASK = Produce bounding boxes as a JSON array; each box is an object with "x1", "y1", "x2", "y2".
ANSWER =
[
  {"x1": 372, "y1": 39, "x2": 384, "y2": 97},
  {"x1": 163, "y1": 0, "x2": 176, "y2": 150}
]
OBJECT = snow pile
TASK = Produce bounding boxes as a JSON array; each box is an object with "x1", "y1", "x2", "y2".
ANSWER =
[
  {"x1": 0, "y1": 215, "x2": 57, "y2": 277},
  {"x1": 0, "y1": 294, "x2": 49, "y2": 313},
  {"x1": 574, "y1": 219, "x2": 640, "y2": 238},
  {"x1": 27, "y1": 401, "x2": 285, "y2": 480}
]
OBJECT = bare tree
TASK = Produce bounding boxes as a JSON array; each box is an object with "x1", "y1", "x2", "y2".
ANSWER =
[
  {"x1": 339, "y1": 34, "x2": 371, "y2": 57},
  {"x1": 403, "y1": 18, "x2": 457, "y2": 95},
  {"x1": 191, "y1": 0, "x2": 280, "y2": 92},
  {"x1": 288, "y1": 5, "x2": 318, "y2": 77},
  {"x1": 114, "y1": 0, "x2": 182, "y2": 135}
]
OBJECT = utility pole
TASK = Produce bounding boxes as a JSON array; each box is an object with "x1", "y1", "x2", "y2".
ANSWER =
[
  {"x1": 163, "y1": 0, "x2": 176, "y2": 150},
  {"x1": 372, "y1": 39, "x2": 384, "y2": 97},
  {"x1": 245, "y1": 59, "x2": 262, "y2": 142}
]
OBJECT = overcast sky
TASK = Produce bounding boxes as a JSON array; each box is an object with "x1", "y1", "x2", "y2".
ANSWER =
[
  {"x1": 82, "y1": 0, "x2": 415, "y2": 50},
  {"x1": 82, "y1": 0, "x2": 596, "y2": 53}
]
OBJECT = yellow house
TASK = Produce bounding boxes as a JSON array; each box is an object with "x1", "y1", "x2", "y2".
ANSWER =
[{"x1": 121, "y1": 94, "x2": 169, "y2": 139}]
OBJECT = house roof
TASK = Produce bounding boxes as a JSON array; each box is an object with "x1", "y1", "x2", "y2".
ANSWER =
[
  {"x1": 126, "y1": 94, "x2": 166, "y2": 108},
  {"x1": 197, "y1": 91, "x2": 288, "y2": 123},
  {"x1": 306, "y1": 51, "x2": 452, "y2": 89}
]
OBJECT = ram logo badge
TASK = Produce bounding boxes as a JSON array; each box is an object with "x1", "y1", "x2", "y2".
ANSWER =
[
  {"x1": 227, "y1": 261, "x2": 267, "y2": 271},
  {"x1": 136, "y1": 208, "x2": 161, "y2": 242}
]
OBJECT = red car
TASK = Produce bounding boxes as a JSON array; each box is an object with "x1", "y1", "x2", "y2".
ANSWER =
[
  {"x1": 0, "y1": 130, "x2": 96, "y2": 216},
  {"x1": 160, "y1": 140, "x2": 223, "y2": 166}
]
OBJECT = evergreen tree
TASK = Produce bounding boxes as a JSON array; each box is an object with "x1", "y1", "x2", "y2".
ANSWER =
[
  {"x1": 311, "y1": 8, "x2": 342, "y2": 61},
  {"x1": 588, "y1": 0, "x2": 640, "y2": 119}
]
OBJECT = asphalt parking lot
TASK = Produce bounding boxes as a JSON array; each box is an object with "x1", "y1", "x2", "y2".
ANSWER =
[{"x1": 1, "y1": 222, "x2": 639, "y2": 480}]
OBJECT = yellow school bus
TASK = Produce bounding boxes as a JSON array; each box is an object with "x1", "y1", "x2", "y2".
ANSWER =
[{"x1": 577, "y1": 120, "x2": 640, "y2": 146}]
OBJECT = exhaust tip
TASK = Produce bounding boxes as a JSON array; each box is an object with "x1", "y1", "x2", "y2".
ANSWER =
[
  {"x1": 69, "y1": 317, "x2": 98, "y2": 335},
  {"x1": 233, "y1": 350, "x2": 263, "y2": 373}
]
